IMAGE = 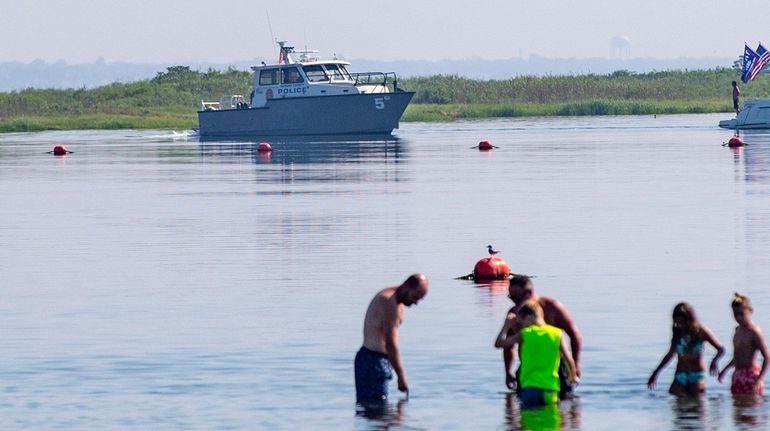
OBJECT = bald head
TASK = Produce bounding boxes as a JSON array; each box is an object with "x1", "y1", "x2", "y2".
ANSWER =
[
  {"x1": 397, "y1": 273, "x2": 429, "y2": 306},
  {"x1": 508, "y1": 274, "x2": 534, "y2": 304}
]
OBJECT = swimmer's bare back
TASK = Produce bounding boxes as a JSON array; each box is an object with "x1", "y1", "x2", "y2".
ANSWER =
[{"x1": 362, "y1": 287, "x2": 403, "y2": 354}]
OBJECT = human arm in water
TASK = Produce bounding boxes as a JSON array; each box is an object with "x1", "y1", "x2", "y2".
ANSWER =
[
  {"x1": 700, "y1": 325, "x2": 725, "y2": 376},
  {"x1": 495, "y1": 311, "x2": 519, "y2": 389},
  {"x1": 384, "y1": 306, "x2": 408, "y2": 393},
  {"x1": 718, "y1": 358, "x2": 735, "y2": 383},
  {"x1": 503, "y1": 348, "x2": 516, "y2": 389},
  {"x1": 753, "y1": 326, "x2": 770, "y2": 391},
  {"x1": 559, "y1": 334, "x2": 578, "y2": 384},
  {"x1": 647, "y1": 339, "x2": 676, "y2": 390}
]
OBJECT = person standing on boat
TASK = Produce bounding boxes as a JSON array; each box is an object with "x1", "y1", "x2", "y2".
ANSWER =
[
  {"x1": 495, "y1": 275, "x2": 582, "y2": 398},
  {"x1": 733, "y1": 81, "x2": 741, "y2": 115},
  {"x1": 354, "y1": 274, "x2": 429, "y2": 404}
]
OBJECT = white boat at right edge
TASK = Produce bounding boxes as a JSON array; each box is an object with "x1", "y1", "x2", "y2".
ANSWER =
[{"x1": 719, "y1": 99, "x2": 770, "y2": 129}]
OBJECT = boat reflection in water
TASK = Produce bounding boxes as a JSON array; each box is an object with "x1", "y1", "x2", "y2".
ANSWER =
[
  {"x1": 740, "y1": 131, "x2": 770, "y2": 183},
  {"x1": 197, "y1": 133, "x2": 407, "y2": 184},
  {"x1": 735, "y1": 132, "x2": 770, "y2": 301}
]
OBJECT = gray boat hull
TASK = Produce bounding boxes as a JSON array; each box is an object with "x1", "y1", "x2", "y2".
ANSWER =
[{"x1": 198, "y1": 92, "x2": 414, "y2": 137}]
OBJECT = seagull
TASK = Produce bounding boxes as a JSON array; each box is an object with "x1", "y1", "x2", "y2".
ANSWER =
[{"x1": 487, "y1": 245, "x2": 500, "y2": 256}]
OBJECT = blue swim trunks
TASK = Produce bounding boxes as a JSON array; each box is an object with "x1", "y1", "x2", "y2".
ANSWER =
[
  {"x1": 354, "y1": 346, "x2": 393, "y2": 402},
  {"x1": 519, "y1": 387, "x2": 559, "y2": 409},
  {"x1": 516, "y1": 361, "x2": 575, "y2": 399}
]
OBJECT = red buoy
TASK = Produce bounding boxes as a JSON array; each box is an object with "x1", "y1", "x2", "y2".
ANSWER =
[
  {"x1": 478, "y1": 140, "x2": 494, "y2": 151},
  {"x1": 52, "y1": 145, "x2": 68, "y2": 156},
  {"x1": 257, "y1": 142, "x2": 272, "y2": 153},
  {"x1": 473, "y1": 256, "x2": 511, "y2": 280},
  {"x1": 727, "y1": 136, "x2": 745, "y2": 147}
]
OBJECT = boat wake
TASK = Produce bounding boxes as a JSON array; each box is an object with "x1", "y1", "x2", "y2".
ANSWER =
[
  {"x1": 138, "y1": 130, "x2": 199, "y2": 140},
  {"x1": 172, "y1": 129, "x2": 199, "y2": 139}
]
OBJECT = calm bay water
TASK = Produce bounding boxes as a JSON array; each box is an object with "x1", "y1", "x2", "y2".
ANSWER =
[{"x1": 2, "y1": 114, "x2": 770, "y2": 430}]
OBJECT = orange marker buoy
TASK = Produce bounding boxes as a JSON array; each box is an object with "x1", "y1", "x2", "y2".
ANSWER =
[
  {"x1": 257, "y1": 142, "x2": 272, "y2": 153},
  {"x1": 478, "y1": 140, "x2": 494, "y2": 151},
  {"x1": 473, "y1": 256, "x2": 511, "y2": 280},
  {"x1": 727, "y1": 136, "x2": 745, "y2": 147},
  {"x1": 52, "y1": 145, "x2": 68, "y2": 156}
]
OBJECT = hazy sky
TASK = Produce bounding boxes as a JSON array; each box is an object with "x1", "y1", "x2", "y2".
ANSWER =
[{"x1": 2, "y1": 0, "x2": 767, "y2": 63}]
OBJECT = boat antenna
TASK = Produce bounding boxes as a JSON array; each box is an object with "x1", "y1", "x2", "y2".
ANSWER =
[{"x1": 266, "y1": 11, "x2": 276, "y2": 59}]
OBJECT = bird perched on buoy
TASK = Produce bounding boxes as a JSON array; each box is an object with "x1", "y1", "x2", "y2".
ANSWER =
[
  {"x1": 470, "y1": 140, "x2": 499, "y2": 151},
  {"x1": 454, "y1": 245, "x2": 512, "y2": 281},
  {"x1": 47, "y1": 145, "x2": 73, "y2": 156}
]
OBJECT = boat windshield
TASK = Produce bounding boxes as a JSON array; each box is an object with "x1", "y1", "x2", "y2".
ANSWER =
[
  {"x1": 302, "y1": 65, "x2": 329, "y2": 82},
  {"x1": 281, "y1": 67, "x2": 304, "y2": 84},
  {"x1": 259, "y1": 68, "x2": 279, "y2": 86},
  {"x1": 339, "y1": 65, "x2": 353, "y2": 80},
  {"x1": 324, "y1": 64, "x2": 352, "y2": 81}
]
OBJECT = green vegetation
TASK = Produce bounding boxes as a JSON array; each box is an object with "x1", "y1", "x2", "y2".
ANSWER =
[
  {"x1": 402, "y1": 69, "x2": 770, "y2": 121},
  {"x1": 0, "y1": 66, "x2": 249, "y2": 132},
  {"x1": 2, "y1": 66, "x2": 769, "y2": 131},
  {"x1": 402, "y1": 99, "x2": 728, "y2": 122}
]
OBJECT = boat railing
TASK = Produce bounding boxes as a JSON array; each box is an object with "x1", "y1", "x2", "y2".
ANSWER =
[
  {"x1": 201, "y1": 101, "x2": 220, "y2": 111},
  {"x1": 351, "y1": 72, "x2": 404, "y2": 92},
  {"x1": 200, "y1": 95, "x2": 249, "y2": 111}
]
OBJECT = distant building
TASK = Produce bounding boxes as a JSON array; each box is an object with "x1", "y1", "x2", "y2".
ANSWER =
[{"x1": 610, "y1": 36, "x2": 631, "y2": 59}]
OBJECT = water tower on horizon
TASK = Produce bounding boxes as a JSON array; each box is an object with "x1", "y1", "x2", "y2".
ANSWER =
[{"x1": 610, "y1": 36, "x2": 631, "y2": 59}]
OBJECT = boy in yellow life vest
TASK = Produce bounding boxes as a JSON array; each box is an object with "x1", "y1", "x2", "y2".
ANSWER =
[{"x1": 495, "y1": 299, "x2": 578, "y2": 408}]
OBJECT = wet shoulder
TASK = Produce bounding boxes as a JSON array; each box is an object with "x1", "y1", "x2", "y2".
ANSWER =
[{"x1": 541, "y1": 296, "x2": 569, "y2": 325}]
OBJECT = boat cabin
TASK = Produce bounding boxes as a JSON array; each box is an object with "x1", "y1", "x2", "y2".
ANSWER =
[
  {"x1": 250, "y1": 60, "x2": 361, "y2": 107},
  {"x1": 201, "y1": 41, "x2": 400, "y2": 111}
]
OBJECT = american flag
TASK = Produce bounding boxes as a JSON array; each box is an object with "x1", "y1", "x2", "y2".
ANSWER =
[
  {"x1": 742, "y1": 44, "x2": 759, "y2": 83},
  {"x1": 748, "y1": 43, "x2": 770, "y2": 81}
]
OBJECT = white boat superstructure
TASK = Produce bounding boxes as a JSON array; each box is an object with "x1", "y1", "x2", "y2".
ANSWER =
[
  {"x1": 246, "y1": 42, "x2": 396, "y2": 107},
  {"x1": 719, "y1": 99, "x2": 770, "y2": 129}
]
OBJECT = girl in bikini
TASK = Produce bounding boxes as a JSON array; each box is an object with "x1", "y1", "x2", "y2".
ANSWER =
[{"x1": 648, "y1": 302, "x2": 725, "y2": 395}]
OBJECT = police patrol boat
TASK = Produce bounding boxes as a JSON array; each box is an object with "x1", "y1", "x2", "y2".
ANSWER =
[
  {"x1": 719, "y1": 99, "x2": 770, "y2": 130},
  {"x1": 197, "y1": 41, "x2": 414, "y2": 137}
]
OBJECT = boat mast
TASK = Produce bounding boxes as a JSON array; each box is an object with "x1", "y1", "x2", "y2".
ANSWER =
[{"x1": 277, "y1": 41, "x2": 295, "y2": 65}]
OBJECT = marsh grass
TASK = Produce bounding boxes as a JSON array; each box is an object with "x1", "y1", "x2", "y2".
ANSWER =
[
  {"x1": 0, "y1": 114, "x2": 196, "y2": 133},
  {"x1": 402, "y1": 99, "x2": 729, "y2": 121}
]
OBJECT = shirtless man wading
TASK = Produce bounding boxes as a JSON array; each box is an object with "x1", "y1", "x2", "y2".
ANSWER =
[
  {"x1": 355, "y1": 274, "x2": 429, "y2": 403},
  {"x1": 495, "y1": 274, "x2": 582, "y2": 398}
]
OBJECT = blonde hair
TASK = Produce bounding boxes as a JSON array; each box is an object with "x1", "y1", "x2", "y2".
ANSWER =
[{"x1": 732, "y1": 292, "x2": 753, "y2": 310}]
